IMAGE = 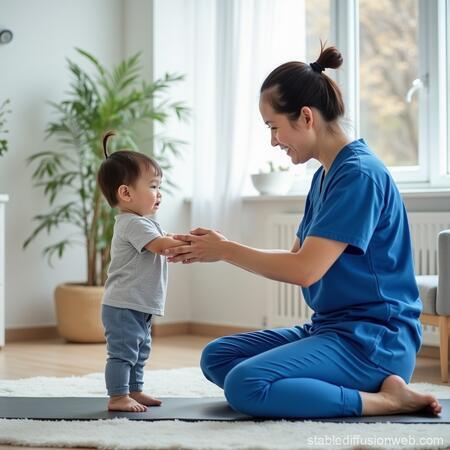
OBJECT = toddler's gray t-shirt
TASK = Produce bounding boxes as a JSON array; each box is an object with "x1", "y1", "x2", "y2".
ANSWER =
[{"x1": 102, "y1": 213, "x2": 167, "y2": 316}]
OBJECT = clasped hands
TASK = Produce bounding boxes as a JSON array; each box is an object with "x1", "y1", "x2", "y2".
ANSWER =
[{"x1": 164, "y1": 228, "x2": 228, "y2": 264}]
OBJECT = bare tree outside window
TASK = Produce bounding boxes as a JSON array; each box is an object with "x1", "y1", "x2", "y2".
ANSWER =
[{"x1": 359, "y1": 0, "x2": 419, "y2": 167}]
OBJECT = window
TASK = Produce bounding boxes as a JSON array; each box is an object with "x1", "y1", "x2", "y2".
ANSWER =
[
  {"x1": 356, "y1": 0, "x2": 448, "y2": 186},
  {"x1": 301, "y1": 0, "x2": 449, "y2": 191},
  {"x1": 359, "y1": 0, "x2": 420, "y2": 169}
]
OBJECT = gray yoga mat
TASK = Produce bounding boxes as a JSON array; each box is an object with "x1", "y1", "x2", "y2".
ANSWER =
[{"x1": 0, "y1": 397, "x2": 448, "y2": 423}]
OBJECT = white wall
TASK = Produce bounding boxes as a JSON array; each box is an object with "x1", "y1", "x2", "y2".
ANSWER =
[
  {"x1": 189, "y1": 198, "x2": 304, "y2": 329},
  {"x1": 0, "y1": 0, "x2": 124, "y2": 328},
  {"x1": 151, "y1": 0, "x2": 195, "y2": 324}
]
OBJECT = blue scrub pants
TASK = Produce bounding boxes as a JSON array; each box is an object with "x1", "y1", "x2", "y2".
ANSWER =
[{"x1": 200, "y1": 326, "x2": 412, "y2": 418}]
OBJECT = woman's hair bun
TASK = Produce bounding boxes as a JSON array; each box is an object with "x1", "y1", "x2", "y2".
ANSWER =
[{"x1": 315, "y1": 42, "x2": 343, "y2": 71}]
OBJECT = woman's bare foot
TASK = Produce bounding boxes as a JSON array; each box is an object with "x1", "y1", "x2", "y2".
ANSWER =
[
  {"x1": 130, "y1": 391, "x2": 162, "y2": 407},
  {"x1": 108, "y1": 394, "x2": 147, "y2": 412},
  {"x1": 360, "y1": 375, "x2": 442, "y2": 416}
]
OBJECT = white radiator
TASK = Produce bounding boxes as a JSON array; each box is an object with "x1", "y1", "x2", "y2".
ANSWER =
[{"x1": 266, "y1": 212, "x2": 450, "y2": 347}]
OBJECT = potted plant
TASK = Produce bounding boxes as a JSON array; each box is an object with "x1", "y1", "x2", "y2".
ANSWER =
[
  {"x1": 251, "y1": 161, "x2": 294, "y2": 195},
  {"x1": 23, "y1": 49, "x2": 189, "y2": 342}
]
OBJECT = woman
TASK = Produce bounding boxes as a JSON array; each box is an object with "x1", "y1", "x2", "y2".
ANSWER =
[{"x1": 165, "y1": 44, "x2": 442, "y2": 419}]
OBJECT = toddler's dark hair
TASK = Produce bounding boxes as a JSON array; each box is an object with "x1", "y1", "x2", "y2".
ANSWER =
[
  {"x1": 97, "y1": 131, "x2": 163, "y2": 207},
  {"x1": 260, "y1": 42, "x2": 344, "y2": 123}
]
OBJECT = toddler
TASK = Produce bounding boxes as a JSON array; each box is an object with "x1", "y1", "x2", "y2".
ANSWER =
[{"x1": 97, "y1": 131, "x2": 185, "y2": 412}]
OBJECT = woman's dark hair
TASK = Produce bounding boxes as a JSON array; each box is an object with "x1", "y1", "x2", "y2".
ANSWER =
[
  {"x1": 260, "y1": 43, "x2": 344, "y2": 123},
  {"x1": 97, "y1": 131, "x2": 163, "y2": 207}
]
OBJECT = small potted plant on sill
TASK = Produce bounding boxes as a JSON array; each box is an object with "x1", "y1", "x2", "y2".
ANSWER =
[
  {"x1": 23, "y1": 49, "x2": 189, "y2": 343},
  {"x1": 251, "y1": 161, "x2": 294, "y2": 195}
]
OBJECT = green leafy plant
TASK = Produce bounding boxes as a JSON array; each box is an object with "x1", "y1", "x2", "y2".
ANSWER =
[
  {"x1": 23, "y1": 48, "x2": 189, "y2": 286},
  {"x1": 259, "y1": 161, "x2": 289, "y2": 174},
  {"x1": 0, "y1": 99, "x2": 11, "y2": 156}
]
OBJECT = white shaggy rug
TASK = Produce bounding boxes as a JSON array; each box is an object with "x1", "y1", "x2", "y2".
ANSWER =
[{"x1": 0, "y1": 367, "x2": 449, "y2": 450}]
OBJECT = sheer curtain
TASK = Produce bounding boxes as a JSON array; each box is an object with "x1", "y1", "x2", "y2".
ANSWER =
[{"x1": 191, "y1": 0, "x2": 306, "y2": 239}]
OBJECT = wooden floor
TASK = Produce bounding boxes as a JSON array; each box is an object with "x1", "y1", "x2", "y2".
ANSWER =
[
  {"x1": 0, "y1": 334, "x2": 447, "y2": 383},
  {"x1": 0, "y1": 335, "x2": 210, "y2": 379},
  {"x1": 0, "y1": 335, "x2": 448, "y2": 450}
]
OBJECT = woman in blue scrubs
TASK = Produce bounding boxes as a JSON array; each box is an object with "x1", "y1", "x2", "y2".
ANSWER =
[{"x1": 165, "y1": 45, "x2": 442, "y2": 418}]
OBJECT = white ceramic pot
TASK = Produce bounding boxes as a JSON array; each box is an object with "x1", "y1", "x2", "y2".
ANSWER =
[{"x1": 251, "y1": 171, "x2": 294, "y2": 195}]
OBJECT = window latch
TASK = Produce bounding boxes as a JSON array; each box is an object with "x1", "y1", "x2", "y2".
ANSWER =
[{"x1": 406, "y1": 77, "x2": 425, "y2": 103}]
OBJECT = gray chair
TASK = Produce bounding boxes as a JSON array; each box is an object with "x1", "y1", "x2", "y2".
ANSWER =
[{"x1": 416, "y1": 230, "x2": 450, "y2": 383}]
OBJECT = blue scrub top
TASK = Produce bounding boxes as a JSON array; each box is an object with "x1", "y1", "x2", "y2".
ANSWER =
[{"x1": 297, "y1": 138, "x2": 422, "y2": 371}]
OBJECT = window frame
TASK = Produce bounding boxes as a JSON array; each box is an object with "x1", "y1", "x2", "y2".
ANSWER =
[{"x1": 333, "y1": 0, "x2": 448, "y2": 189}]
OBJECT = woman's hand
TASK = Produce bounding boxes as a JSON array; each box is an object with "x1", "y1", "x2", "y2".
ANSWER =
[{"x1": 164, "y1": 228, "x2": 228, "y2": 264}]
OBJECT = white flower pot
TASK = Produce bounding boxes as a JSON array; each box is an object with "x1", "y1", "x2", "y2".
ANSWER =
[{"x1": 251, "y1": 171, "x2": 294, "y2": 195}]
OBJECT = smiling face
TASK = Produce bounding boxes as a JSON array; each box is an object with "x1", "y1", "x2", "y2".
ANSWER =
[
  {"x1": 117, "y1": 165, "x2": 162, "y2": 216},
  {"x1": 259, "y1": 91, "x2": 317, "y2": 165}
]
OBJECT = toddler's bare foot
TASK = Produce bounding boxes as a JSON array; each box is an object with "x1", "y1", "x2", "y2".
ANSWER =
[
  {"x1": 361, "y1": 375, "x2": 442, "y2": 416},
  {"x1": 130, "y1": 391, "x2": 162, "y2": 407},
  {"x1": 108, "y1": 394, "x2": 147, "y2": 412}
]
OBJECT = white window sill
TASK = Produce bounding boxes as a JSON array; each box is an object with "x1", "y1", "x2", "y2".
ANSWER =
[
  {"x1": 241, "y1": 187, "x2": 450, "y2": 202},
  {"x1": 184, "y1": 187, "x2": 450, "y2": 204}
]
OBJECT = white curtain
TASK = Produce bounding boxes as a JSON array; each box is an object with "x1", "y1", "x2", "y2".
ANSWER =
[{"x1": 192, "y1": 0, "x2": 306, "y2": 239}]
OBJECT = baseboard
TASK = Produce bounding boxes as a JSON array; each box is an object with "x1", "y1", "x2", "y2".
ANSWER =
[
  {"x1": 5, "y1": 322, "x2": 258, "y2": 342},
  {"x1": 187, "y1": 322, "x2": 259, "y2": 337},
  {"x1": 151, "y1": 322, "x2": 191, "y2": 336},
  {"x1": 5, "y1": 326, "x2": 59, "y2": 342},
  {"x1": 152, "y1": 322, "x2": 258, "y2": 337}
]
